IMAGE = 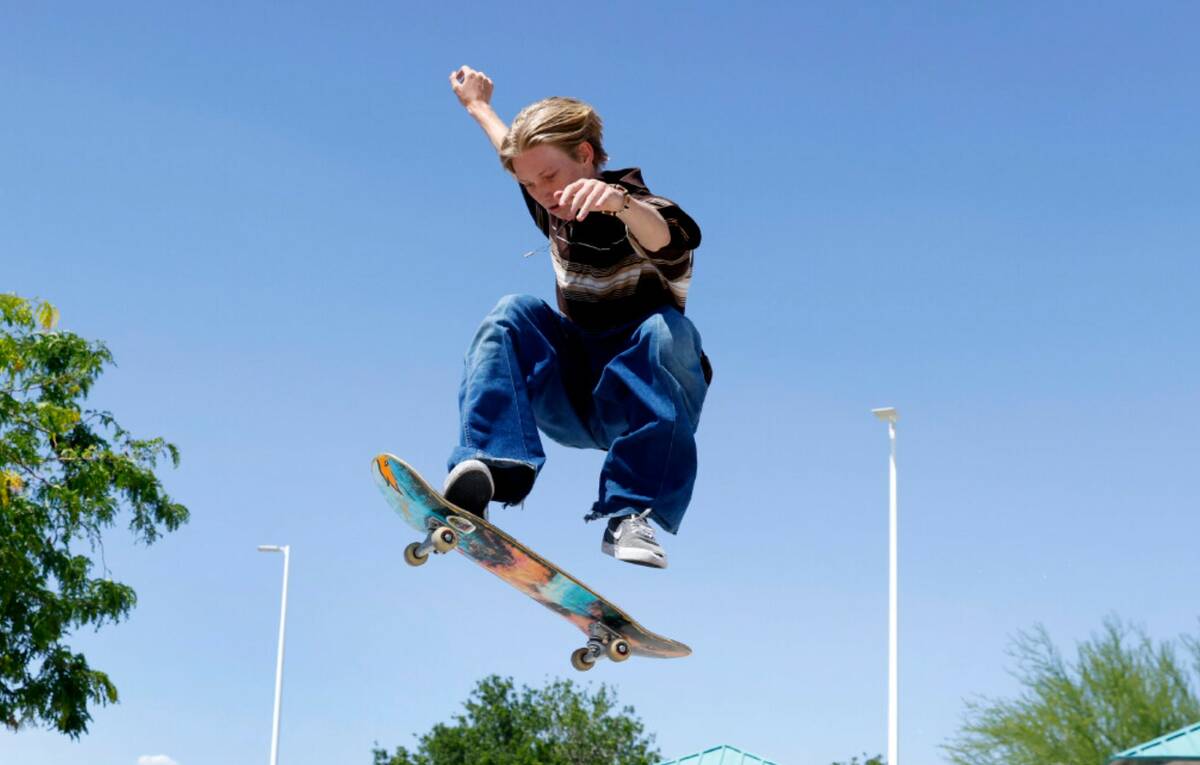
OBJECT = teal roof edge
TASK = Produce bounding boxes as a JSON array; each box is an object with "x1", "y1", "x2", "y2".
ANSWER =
[
  {"x1": 656, "y1": 743, "x2": 780, "y2": 765},
  {"x1": 1108, "y1": 720, "x2": 1200, "y2": 763}
]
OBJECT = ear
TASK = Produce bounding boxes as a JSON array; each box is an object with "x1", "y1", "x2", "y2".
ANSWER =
[{"x1": 575, "y1": 142, "x2": 595, "y2": 167}]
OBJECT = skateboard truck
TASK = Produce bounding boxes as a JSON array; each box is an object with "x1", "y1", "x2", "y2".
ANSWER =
[
  {"x1": 403, "y1": 524, "x2": 459, "y2": 567},
  {"x1": 570, "y1": 622, "x2": 632, "y2": 672}
]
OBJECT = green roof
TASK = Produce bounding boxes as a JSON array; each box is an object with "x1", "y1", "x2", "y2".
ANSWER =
[
  {"x1": 1109, "y1": 721, "x2": 1200, "y2": 764},
  {"x1": 657, "y1": 744, "x2": 779, "y2": 765}
]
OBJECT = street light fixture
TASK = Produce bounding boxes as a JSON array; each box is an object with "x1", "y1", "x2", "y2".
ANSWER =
[{"x1": 258, "y1": 544, "x2": 291, "y2": 765}]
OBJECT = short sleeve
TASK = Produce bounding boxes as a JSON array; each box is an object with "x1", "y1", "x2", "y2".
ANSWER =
[{"x1": 625, "y1": 190, "x2": 702, "y2": 261}]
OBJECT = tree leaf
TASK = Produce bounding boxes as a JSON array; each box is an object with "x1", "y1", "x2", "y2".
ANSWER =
[{"x1": 35, "y1": 302, "x2": 60, "y2": 332}]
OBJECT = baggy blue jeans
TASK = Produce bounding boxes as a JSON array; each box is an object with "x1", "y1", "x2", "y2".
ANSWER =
[{"x1": 448, "y1": 294, "x2": 709, "y2": 534}]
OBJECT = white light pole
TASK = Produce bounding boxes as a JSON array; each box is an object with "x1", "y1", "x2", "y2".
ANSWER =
[
  {"x1": 258, "y1": 544, "x2": 291, "y2": 765},
  {"x1": 872, "y1": 407, "x2": 899, "y2": 765}
]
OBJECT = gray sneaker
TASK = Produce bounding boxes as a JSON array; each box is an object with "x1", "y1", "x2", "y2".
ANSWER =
[
  {"x1": 601, "y1": 509, "x2": 667, "y2": 569},
  {"x1": 442, "y1": 459, "x2": 493, "y2": 520}
]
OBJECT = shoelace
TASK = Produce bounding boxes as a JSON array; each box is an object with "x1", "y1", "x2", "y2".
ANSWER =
[{"x1": 624, "y1": 509, "x2": 657, "y2": 541}]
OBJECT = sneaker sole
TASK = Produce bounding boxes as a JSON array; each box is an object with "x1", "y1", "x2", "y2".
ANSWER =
[{"x1": 601, "y1": 541, "x2": 667, "y2": 569}]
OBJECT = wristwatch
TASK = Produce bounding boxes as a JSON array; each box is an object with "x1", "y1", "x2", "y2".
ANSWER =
[{"x1": 603, "y1": 184, "x2": 632, "y2": 216}]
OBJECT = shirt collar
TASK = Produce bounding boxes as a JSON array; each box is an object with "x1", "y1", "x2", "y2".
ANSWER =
[{"x1": 600, "y1": 167, "x2": 648, "y2": 193}]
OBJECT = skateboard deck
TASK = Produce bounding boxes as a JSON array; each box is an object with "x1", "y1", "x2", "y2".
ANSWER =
[{"x1": 372, "y1": 453, "x2": 691, "y2": 670}]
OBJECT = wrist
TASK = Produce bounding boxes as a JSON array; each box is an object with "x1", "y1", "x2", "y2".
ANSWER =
[
  {"x1": 604, "y1": 184, "x2": 632, "y2": 216},
  {"x1": 466, "y1": 101, "x2": 494, "y2": 119}
]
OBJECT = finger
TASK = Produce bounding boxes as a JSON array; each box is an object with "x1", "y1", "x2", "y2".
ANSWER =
[
  {"x1": 596, "y1": 186, "x2": 617, "y2": 213},
  {"x1": 571, "y1": 182, "x2": 590, "y2": 214},
  {"x1": 577, "y1": 184, "x2": 607, "y2": 220},
  {"x1": 570, "y1": 181, "x2": 594, "y2": 215},
  {"x1": 556, "y1": 181, "x2": 581, "y2": 212}
]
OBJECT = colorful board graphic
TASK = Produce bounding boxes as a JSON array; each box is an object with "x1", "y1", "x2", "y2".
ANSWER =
[{"x1": 372, "y1": 453, "x2": 690, "y2": 661}]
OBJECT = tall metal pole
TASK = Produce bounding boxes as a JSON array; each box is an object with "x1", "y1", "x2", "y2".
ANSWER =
[
  {"x1": 258, "y1": 544, "x2": 291, "y2": 765},
  {"x1": 872, "y1": 408, "x2": 899, "y2": 765}
]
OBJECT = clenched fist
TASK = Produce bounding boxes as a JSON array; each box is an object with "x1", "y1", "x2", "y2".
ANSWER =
[{"x1": 450, "y1": 65, "x2": 493, "y2": 109}]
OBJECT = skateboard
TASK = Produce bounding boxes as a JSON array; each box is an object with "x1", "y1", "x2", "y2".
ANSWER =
[{"x1": 372, "y1": 453, "x2": 691, "y2": 671}]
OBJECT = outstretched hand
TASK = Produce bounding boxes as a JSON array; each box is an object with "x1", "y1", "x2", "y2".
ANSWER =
[{"x1": 450, "y1": 65, "x2": 493, "y2": 109}]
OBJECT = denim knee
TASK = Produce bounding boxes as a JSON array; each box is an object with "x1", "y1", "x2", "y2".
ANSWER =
[
  {"x1": 467, "y1": 294, "x2": 546, "y2": 364},
  {"x1": 633, "y1": 310, "x2": 700, "y2": 367},
  {"x1": 633, "y1": 309, "x2": 708, "y2": 424},
  {"x1": 487, "y1": 294, "x2": 544, "y2": 326}
]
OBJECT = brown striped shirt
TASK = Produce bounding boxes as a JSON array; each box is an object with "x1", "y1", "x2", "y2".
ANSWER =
[{"x1": 520, "y1": 167, "x2": 701, "y2": 333}]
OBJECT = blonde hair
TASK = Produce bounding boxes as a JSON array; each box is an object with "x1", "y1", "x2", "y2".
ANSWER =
[{"x1": 500, "y1": 96, "x2": 608, "y2": 173}]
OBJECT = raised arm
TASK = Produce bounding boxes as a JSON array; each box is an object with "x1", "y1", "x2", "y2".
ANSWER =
[{"x1": 449, "y1": 65, "x2": 508, "y2": 153}]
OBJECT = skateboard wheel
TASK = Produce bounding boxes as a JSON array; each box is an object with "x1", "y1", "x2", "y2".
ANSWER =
[
  {"x1": 607, "y1": 639, "x2": 631, "y2": 662},
  {"x1": 403, "y1": 542, "x2": 429, "y2": 567},
  {"x1": 570, "y1": 647, "x2": 596, "y2": 672},
  {"x1": 432, "y1": 527, "x2": 458, "y2": 554}
]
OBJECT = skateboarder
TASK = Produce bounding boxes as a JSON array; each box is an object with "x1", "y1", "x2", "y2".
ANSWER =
[{"x1": 444, "y1": 65, "x2": 711, "y2": 569}]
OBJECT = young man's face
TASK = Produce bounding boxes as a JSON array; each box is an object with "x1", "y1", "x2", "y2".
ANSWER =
[{"x1": 512, "y1": 143, "x2": 596, "y2": 220}]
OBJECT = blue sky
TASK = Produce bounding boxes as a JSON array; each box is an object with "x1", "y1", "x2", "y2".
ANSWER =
[{"x1": 3, "y1": 2, "x2": 1199, "y2": 764}]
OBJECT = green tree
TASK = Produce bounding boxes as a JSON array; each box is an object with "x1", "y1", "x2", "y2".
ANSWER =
[
  {"x1": 372, "y1": 675, "x2": 660, "y2": 765},
  {"x1": 0, "y1": 295, "x2": 188, "y2": 737},
  {"x1": 831, "y1": 755, "x2": 884, "y2": 765},
  {"x1": 944, "y1": 616, "x2": 1200, "y2": 765}
]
